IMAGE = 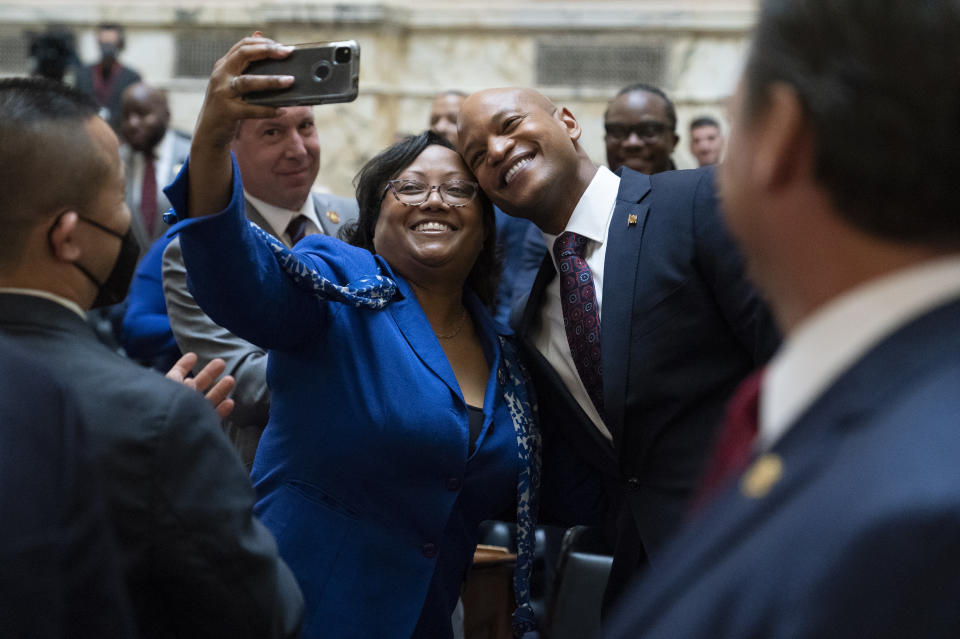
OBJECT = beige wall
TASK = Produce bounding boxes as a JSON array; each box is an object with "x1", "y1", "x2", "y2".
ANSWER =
[{"x1": 0, "y1": 0, "x2": 756, "y2": 197}]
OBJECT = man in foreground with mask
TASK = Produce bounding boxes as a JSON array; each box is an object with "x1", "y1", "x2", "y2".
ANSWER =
[{"x1": 0, "y1": 77, "x2": 303, "y2": 638}]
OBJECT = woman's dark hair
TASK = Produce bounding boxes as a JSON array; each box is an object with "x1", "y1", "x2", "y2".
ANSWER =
[{"x1": 340, "y1": 130, "x2": 499, "y2": 308}]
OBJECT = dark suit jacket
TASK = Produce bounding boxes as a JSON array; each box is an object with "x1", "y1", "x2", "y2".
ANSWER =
[
  {"x1": 0, "y1": 293, "x2": 303, "y2": 639},
  {"x1": 122, "y1": 129, "x2": 193, "y2": 253},
  {"x1": 162, "y1": 192, "x2": 358, "y2": 467},
  {"x1": 73, "y1": 62, "x2": 141, "y2": 132},
  {"x1": 0, "y1": 335, "x2": 136, "y2": 638},
  {"x1": 606, "y1": 295, "x2": 960, "y2": 638},
  {"x1": 493, "y1": 206, "x2": 544, "y2": 325},
  {"x1": 519, "y1": 166, "x2": 778, "y2": 604}
]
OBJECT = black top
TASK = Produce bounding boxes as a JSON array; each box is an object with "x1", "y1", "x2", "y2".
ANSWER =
[{"x1": 467, "y1": 405, "x2": 484, "y2": 455}]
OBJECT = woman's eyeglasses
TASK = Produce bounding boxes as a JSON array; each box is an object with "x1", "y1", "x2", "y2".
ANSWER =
[{"x1": 383, "y1": 179, "x2": 480, "y2": 207}]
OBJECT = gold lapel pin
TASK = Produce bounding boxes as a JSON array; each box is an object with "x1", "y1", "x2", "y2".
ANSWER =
[
  {"x1": 627, "y1": 213, "x2": 638, "y2": 226},
  {"x1": 740, "y1": 453, "x2": 784, "y2": 499},
  {"x1": 326, "y1": 210, "x2": 340, "y2": 224}
]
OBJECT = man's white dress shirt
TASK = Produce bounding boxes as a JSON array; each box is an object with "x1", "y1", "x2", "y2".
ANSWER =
[
  {"x1": 534, "y1": 166, "x2": 620, "y2": 440},
  {"x1": 245, "y1": 191, "x2": 324, "y2": 245},
  {"x1": 760, "y1": 255, "x2": 960, "y2": 450}
]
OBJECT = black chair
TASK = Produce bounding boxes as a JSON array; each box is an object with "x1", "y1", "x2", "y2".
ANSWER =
[{"x1": 541, "y1": 526, "x2": 612, "y2": 639}]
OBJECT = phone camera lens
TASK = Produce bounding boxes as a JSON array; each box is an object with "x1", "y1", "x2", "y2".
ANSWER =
[
  {"x1": 313, "y1": 62, "x2": 332, "y2": 81},
  {"x1": 334, "y1": 47, "x2": 352, "y2": 64}
]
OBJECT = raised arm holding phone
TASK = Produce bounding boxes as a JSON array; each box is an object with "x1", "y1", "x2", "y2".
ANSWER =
[{"x1": 168, "y1": 34, "x2": 540, "y2": 639}]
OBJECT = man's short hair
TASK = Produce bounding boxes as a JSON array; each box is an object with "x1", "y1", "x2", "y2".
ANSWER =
[
  {"x1": 744, "y1": 0, "x2": 960, "y2": 244},
  {"x1": 606, "y1": 83, "x2": 677, "y2": 131},
  {"x1": 0, "y1": 77, "x2": 109, "y2": 269},
  {"x1": 690, "y1": 116, "x2": 720, "y2": 132}
]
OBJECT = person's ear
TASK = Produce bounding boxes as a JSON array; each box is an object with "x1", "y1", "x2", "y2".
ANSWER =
[
  {"x1": 751, "y1": 83, "x2": 811, "y2": 191},
  {"x1": 48, "y1": 211, "x2": 83, "y2": 263},
  {"x1": 557, "y1": 107, "x2": 582, "y2": 143}
]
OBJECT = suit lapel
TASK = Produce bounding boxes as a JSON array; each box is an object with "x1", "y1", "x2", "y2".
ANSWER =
[
  {"x1": 601, "y1": 169, "x2": 652, "y2": 452},
  {"x1": 243, "y1": 200, "x2": 285, "y2": 245},
  {"x1": 517, "y1": 254, "x2": 555, "y2": 337},
  {"x1": 519, "y1": 253, "x2": 618, "y2": 469},
  {"x1": 312, "y1": 193, "x2": 342, "y2": 237},
  {"x1": 385, "y1": 270, "x2": 464, "y2": 402}
]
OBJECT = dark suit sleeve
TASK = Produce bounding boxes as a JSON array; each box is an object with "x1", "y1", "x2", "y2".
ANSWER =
[
  {"x1": 799, "y1": 510, "x2": 960, "y2": 638},
  {"x1": 691, "y1": 168, "x2": 780, "y2": 363},
  {"x1": 149, "y1": 388, "x2": 303, "y2": 638}
]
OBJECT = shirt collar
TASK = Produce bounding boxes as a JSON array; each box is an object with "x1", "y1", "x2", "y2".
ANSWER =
[
  {"x1": 760, "y1": 254, "x2": 960, "y2": 450},
  {"x1": 0, "y1": 287, "x2": 86, "y2": 319},
  {"x1": 245, "y1": 191, "x2": 319, "y2": 239},
  {"x1": 541, "y1": 165, "x2": 620, "y2": 252}
]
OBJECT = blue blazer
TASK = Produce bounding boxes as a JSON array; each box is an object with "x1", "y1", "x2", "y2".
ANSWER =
[
  {"x1": 606, "y1": 296, "x2": 960, "y2": 638},
  {"x1": 518, "y1": 166, "x2": 779, "y2": 604},
  {"x1": 121, "y1": 233, "x2": 181, "y2": 370},
  {"x1": 168, "y1": 160, "x2": 540, "y2": 639}
]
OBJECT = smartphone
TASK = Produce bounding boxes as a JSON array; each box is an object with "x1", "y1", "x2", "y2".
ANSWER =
[{"x1": 243, "y1": 40, "x2": 360, "y2": 107}]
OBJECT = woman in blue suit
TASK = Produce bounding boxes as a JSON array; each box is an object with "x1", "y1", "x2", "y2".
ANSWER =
[{"x1": 165, "y1": 35, "x2": 539, "y2": 638}]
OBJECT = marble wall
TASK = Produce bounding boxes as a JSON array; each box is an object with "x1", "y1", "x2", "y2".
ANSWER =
[{"x1": 0, "y1": 0, "x2": 756, "y2": 197}]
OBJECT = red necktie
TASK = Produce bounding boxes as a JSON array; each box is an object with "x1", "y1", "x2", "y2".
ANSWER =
[
  {"x1": 91, "y1": 62, "x2": 118, "y2": 107},
  {"x1": 692, "y1": 368, "x2": 765, "y2": 510},
  {"x1": 553, "y1": 231, "x2": 604, "y2": 418},
  {"x1": 141, "y1": 155, "x2": 157, "y2": 237}
]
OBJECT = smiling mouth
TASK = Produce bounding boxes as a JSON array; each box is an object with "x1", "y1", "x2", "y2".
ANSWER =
[
  {"x1": 277, "y1": 167, "x2": 311, "y2": 177},
  {"x1": 412, "y1": 220, "x2": 456, "y2": 233},
  {"x1": 503, "y1": 154, "x2": 533, "y2": 186}
]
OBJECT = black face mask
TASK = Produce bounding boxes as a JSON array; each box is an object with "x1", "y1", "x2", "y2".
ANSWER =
[
  {"x1": 56, "y1": 215, "x2": 141, "y2": 308},
  {"x1": 99, "y1": 42, "x2": 118, "y2": 63}
]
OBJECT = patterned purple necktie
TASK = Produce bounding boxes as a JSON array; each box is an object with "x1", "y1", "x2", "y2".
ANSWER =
[{"x1": 553, "y1": 231, "x2": 604, "y2": 418}]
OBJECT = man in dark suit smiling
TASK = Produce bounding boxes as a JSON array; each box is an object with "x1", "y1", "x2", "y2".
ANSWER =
[{"x1": 457, "y1": 87, "x2": 779, "y2": 610}]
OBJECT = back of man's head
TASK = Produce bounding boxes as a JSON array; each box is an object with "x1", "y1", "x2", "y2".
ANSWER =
[
  {"x1": 744, "y1": 0, "x2": 960, "y2": 245},
  {"x1": 0, "y1": 77, "x2": 108, "y2": 272}
]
